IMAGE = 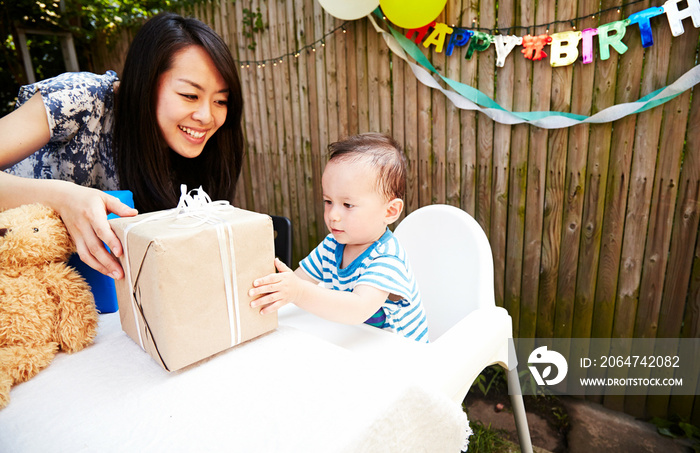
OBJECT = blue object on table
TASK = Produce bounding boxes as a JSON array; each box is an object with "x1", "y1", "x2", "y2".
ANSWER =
[{"x1": 68, "y1": 190, "x2": 134, "y2": 314}]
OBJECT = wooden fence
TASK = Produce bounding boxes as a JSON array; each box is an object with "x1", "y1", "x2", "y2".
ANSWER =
[{"x1": 95, "y1": 0, "x2": 699, "y2": 422}]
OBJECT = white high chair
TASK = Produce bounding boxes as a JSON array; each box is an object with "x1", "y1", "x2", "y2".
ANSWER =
[
  {"x1": 394, "y1": 204, "x2": 533, "y2": 453},
  {"x1": 279, "y1": 204, "x2": 533, "y2": 453}
]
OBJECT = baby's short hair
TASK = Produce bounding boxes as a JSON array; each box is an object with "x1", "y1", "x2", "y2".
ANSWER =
[{"x1": 327, "y1": 133, "x2": 406, "y2": 201}]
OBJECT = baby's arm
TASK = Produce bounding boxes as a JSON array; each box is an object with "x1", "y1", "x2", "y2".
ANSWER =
[{"x1": 249, "y1": 258, "x2": 388, "y2": 324}]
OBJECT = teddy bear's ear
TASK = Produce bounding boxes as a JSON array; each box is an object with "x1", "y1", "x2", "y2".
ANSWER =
[{"x1": 0, "y1": 203, "x2": 76, "y2": 265}]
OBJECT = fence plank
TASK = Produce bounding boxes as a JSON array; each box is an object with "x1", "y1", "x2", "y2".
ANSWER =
[
  {"x1": 356, "y1": 20, "x2": 370, "y2": 133},
  {"x1": 324, "y1": 15, "x2": 340, "y2": 148},
  {"x1": 504, "y1": 0, "x2": 535, "y2": 337},
  {"x1": 598, "y1": 0, "x2": 651, "y2": 412},
  {"x1": 366, "y1": 17, "x2": 381, "y2": 134},
  {"x1": 520, "y1": 0, "x2": 554, "y2": 339},
  {"x1": 476, "y1": 0, "x2": 495, "y2": 226},
  {"x1": 444, "y1": 0, "x2": 461, "y2": 208},
  {"x1": 642, "y1": 25, "x2": 696, "y2": 418},
  {"x1": 417, "y1": 71, "x2": 432, "y2": 206},
  {"x1": 403, "y1": 58, "x2": 420, "y2": 214},
  {"x1": 593, "y1": 2, "x2": 647, "y2": 341},
  {"x1": 252, "y1": 0, "x2": 275, "y2": 214},
  {"x1": 489, "y1": 0, "x2": 513, "y2": 308},
  {"x1": 681, "y1": 88, "x2": 700, "y2": 343},
  {"x1": 265, "y1": 1, "x2": 287, "y2": 219},
  {"x1": 431, "y1": 9, "x2": 447, "y2": 205},
  {"x1": 345, "y1": 22, "x2": 359, "y2": 136},
  {"x1": 536, "y1": 0, "x2": 576, "y2": 338},
  {"x1": 572, "y1": 0, "x2": 623, "y2": 344},
  {"x1": 234, "y1": 1, "x2": 263, "y2": 212}
]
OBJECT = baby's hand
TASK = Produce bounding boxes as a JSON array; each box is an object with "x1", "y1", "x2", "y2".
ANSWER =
[{"x1": 249, "y1": 258, "x2": 302, "y2": 315}]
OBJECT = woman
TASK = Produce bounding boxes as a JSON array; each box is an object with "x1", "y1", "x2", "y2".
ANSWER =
[{"x1": 0, "y1": 12, "x2": 244, "y2": 280}]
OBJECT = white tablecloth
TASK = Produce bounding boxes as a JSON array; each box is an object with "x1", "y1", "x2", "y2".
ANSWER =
[{"x1": 0, "y1": 313, "x2": 468, "y2": 452}]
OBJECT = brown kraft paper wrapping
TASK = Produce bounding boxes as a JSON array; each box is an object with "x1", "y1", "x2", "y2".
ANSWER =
[{"x1": 110, "y1": 206, "x2": 277, "y2": 371}]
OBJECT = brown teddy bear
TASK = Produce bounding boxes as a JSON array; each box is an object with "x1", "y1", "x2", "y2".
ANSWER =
[{"x1": 0, "y1": 203, "x2": 98, "y2": 409}]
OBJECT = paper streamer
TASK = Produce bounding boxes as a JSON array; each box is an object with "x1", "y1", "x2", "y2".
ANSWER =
[{"x1": 368, "y1": 13, "x2": 700, "y2": 129}]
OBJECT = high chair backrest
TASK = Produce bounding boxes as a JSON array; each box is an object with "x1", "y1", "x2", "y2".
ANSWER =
[{"x1": 394, "y1": 204, "x2": 496, "y2": 342}]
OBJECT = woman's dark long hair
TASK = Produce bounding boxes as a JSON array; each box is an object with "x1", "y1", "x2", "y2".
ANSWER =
[{"x1": 113, "y1": 12, "x2": 244, "y2": 212}]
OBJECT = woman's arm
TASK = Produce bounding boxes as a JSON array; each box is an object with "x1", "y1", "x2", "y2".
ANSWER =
[
  {"x1": 0, "y1": 93, "x2": 51, "y2": 170},
  {"x1": 0, "y1": 93, "x2": 138, "y2": 279}
]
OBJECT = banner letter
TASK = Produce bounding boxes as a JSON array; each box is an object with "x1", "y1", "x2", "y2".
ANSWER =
[
  {"x1": 521, "y1": 34, "x2": 552, "y2": 61},
  {"x1": 581, "y1": 28, "x2": 599, "y2": 64},
  {"x1": 465, "y1": 31, "x2": 493, "y2": 59},
  {"x1": 423, "y1": 23, "x2": 454, "y2": 53},
  {"x1": 664, "y1": 0, "x2": 700, "y2": 36},
  {"x1": 406, "y1": 21, "x2": 436, "y2": 44},
  {"x1": 494, "y1": 35, "x2": 523, "y2": 67},
  {"x1": 628, "y1": 7, "x2": 665, "y2": 47},
  {"x1": 549, "y1": 31, "x2": 582, "y2": 67},
  {"x1": 446, "y1": 28, "x2": 474, "y2": 56},
  {"x1": 597, "y1": 20, "x2": 630, "y2": 60}
]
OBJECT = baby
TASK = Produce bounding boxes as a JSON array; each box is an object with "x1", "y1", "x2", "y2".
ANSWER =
[{"x1": 249, "y1": 133, "x2": 428, "y2": 342}]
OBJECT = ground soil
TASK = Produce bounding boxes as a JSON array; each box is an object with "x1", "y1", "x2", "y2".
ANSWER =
[
  {"x1": 464, "y1": 387, "x2": 570, "y2": 452},
  {"x1": 463, "y1": 375, "x2": 697, "y2": 453}
]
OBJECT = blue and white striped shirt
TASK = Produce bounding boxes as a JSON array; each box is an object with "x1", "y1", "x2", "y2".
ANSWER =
[{"x1": 300, "y1": 229, "x2": 429, "y2": 343}]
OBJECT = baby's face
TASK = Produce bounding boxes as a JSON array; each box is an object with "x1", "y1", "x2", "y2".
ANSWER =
[{"x1": 321, "y1": 159, "x2": 390, "y2": 250}]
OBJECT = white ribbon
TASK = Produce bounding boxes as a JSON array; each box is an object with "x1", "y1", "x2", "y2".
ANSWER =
[{"x1": 121, "y1": 185, "x2": 241, "y2": 354}]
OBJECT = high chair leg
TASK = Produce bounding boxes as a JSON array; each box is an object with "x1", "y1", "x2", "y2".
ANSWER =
[{"x1": 508, "y1": 367, "x2": 534, "y2": 453}]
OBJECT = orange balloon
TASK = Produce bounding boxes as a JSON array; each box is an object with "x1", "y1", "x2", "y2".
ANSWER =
[{"x1": 380, "y1": 0, "x2": 448, "y2": 29}]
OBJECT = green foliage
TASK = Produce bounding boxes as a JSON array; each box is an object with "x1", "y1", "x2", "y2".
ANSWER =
[
  {"x1": 241, "y1": 6, "x2": 266, "y2": 51},
  {"x1": 472, "y1": 366, "x2": 507, "y2": 397},
  {"x1": 465, "y1": 420, "x2": 510, "y2": 453},
  {"x1": 0, "y1": 0, "x2": 208, "y2": 115},
  {"x1": 517, "y1": 368, "x2": 553, "y2": 397},
  {"x1": 650, "y1": 415, "x2": 700, "y2": 452}
]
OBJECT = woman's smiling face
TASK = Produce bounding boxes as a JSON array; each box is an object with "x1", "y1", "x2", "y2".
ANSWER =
[{"x1": 155, "y1": 45, "x2": 229, "y2": 158}]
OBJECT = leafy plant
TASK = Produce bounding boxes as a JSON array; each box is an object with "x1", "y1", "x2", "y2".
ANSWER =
[
  {"x1": 650, "y1": 415, "x2": 700, "y2": 452},
  {"x1": 518, "y1": 368, "x2": 553, "y2": 397},
  {"x1": 465, "y1": 420, "x2": 510, "y2": 453},
  {"x1": 472, "y1": 366, "x2": 507, "y2": 397},
  {"x1": 241, "y1": 6, "x2": 266, "y2": 51}
]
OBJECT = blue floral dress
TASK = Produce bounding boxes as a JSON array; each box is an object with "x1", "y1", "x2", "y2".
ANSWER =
[{"x1": 6, "y1": 71, "x2": 120, "y2": 190}]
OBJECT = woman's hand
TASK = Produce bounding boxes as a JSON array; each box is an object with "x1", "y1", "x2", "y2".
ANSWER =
[{"x1": 51, "y1": 182, "x2": 138, "y2": 279}]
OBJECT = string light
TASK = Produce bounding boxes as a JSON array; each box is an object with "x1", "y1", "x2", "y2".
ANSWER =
[
  {"x1": 238, "y1": 0, "x2": 642, "y2": 69},
  {"x1": 460, "y1": 0, "x2": 643, "y2": 35},
  {"x1": 237, "y1": 21, "x2": 347, "y2": 69}
]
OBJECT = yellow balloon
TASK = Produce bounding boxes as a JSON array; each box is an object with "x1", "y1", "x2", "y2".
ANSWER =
[
  {"x1": 317, "y1": 0, "x2": 379, "y2": 20},
  {"x1": 380, "y1": 0, "x2": 448, "y2": 29}
]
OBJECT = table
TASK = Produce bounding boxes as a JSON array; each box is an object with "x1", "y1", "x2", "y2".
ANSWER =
[{"x1": 0, "y1": 309, "x2": 469, "y2": 452}]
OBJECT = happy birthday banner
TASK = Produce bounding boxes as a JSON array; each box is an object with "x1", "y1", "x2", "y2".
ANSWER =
[
  {"x1": 317, "y1": 0, "x2": 700, "y2": 128},
  {"x1": 401, "y1": 0, "x2": 700, "y2": 68}
]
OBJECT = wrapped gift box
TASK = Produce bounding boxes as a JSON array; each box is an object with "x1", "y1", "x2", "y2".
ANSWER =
[{"x1": 109, "y1": 197, "x2": 277, "y2": 371}]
